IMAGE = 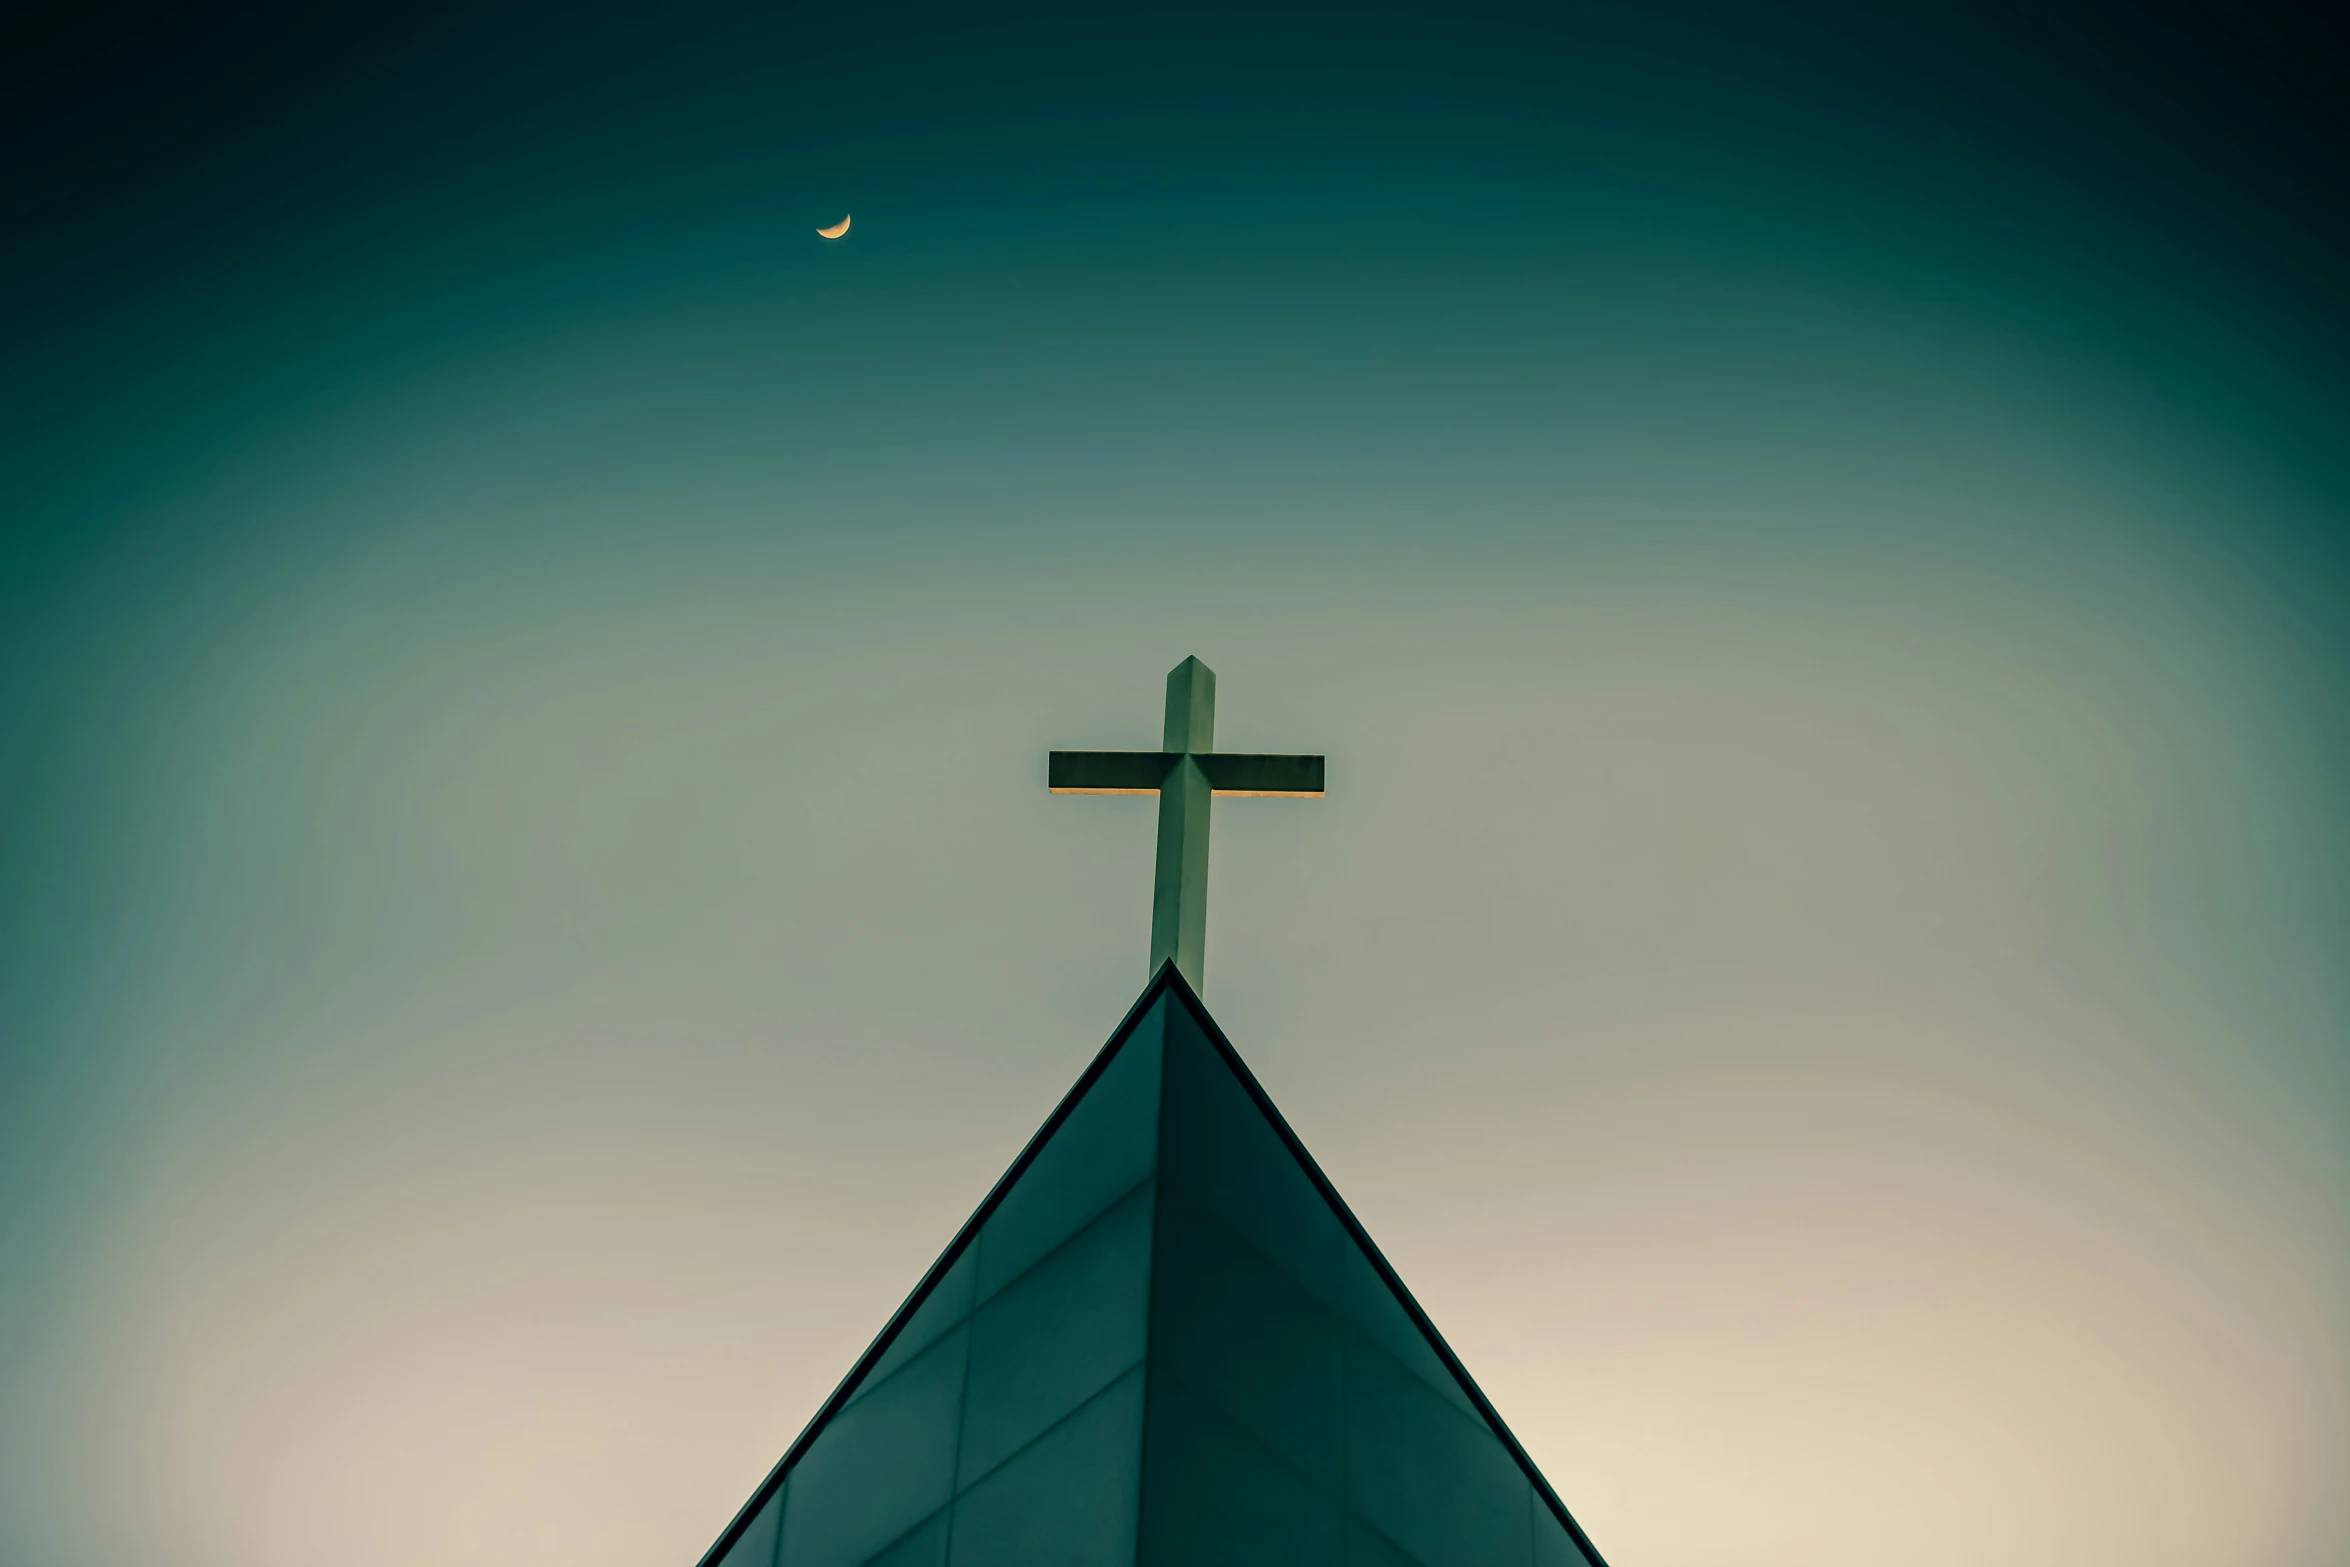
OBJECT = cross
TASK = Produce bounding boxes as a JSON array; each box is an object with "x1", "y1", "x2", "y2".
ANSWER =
[{"x1": 1050, "y1": 656, "x2": 1324, "y2": 993}]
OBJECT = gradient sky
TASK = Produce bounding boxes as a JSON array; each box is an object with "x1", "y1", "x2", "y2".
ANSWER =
[{"x1": 4, "y1": 4, "x2": 2346, "y2": 1565}]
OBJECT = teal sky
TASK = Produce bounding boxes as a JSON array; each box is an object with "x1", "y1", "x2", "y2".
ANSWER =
[{"x1": 4, "y1": 4, "x2": 2346, "y2": 1565}]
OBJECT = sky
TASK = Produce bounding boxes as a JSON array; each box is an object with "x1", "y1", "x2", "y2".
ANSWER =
[{"x1": 3, "y1": 3, "x2": 2346, "y2": 1565}]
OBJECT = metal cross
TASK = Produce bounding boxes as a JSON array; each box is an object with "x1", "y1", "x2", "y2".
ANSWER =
[{"x1": 1050, "y1": 656, "x2": 1324, "y2": 992}]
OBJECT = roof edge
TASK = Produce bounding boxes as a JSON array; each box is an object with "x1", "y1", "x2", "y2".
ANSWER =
[
  {"x1": 1157, "y1": 966, "x2": 1612, "y2": 1567},
  {"x1": 690, "y1": 965, "x2": 1181, "y2": 1567}
]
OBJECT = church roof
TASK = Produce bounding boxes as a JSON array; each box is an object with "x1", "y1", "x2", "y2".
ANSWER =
[{"x1": 696, "y1": 964, "x2": 1604, "y2": 1567}]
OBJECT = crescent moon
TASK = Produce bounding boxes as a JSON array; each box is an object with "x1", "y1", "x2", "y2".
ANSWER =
[{"x1": 816, "y1": 215, "x2": 851, "y2": 239}]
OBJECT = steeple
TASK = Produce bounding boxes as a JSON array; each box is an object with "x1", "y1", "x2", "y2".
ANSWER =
[{"x1": 694, "y1": 966, "x2": 1607, "y2": 1567}]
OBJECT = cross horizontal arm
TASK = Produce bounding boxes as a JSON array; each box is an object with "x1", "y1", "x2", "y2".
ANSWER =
[
  {"x1": 1048, "y1": 751, "x2": 1174, "y2": 794},
  {"x1": 1195, "y1": 753, "x2": 1324, "y2": 797},
  {"x1": 1049, "y1": 751, "x2": 1323, "y2": 797}
]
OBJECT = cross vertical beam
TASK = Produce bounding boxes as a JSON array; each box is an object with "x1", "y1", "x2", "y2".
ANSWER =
[
  {"x1": 1152, "y1": 657, "x2": 1215, "y2": 986},
  {"x1": 1048, "y1": 656, "x2": 1324, "y2": 994}
]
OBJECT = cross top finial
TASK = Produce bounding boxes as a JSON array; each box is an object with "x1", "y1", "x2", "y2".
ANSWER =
[
  {"x1": 1050, "y1": 657, "x2": 1324, "y2": 992},
  {"x1": 1163, "y1": 655, "x2": 1214, "y2": 752}
]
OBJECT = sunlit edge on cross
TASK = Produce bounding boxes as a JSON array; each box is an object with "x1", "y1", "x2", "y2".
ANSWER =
[{"x1": 1048, "y1": 656, "x2": 1324, "y2": 994}]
